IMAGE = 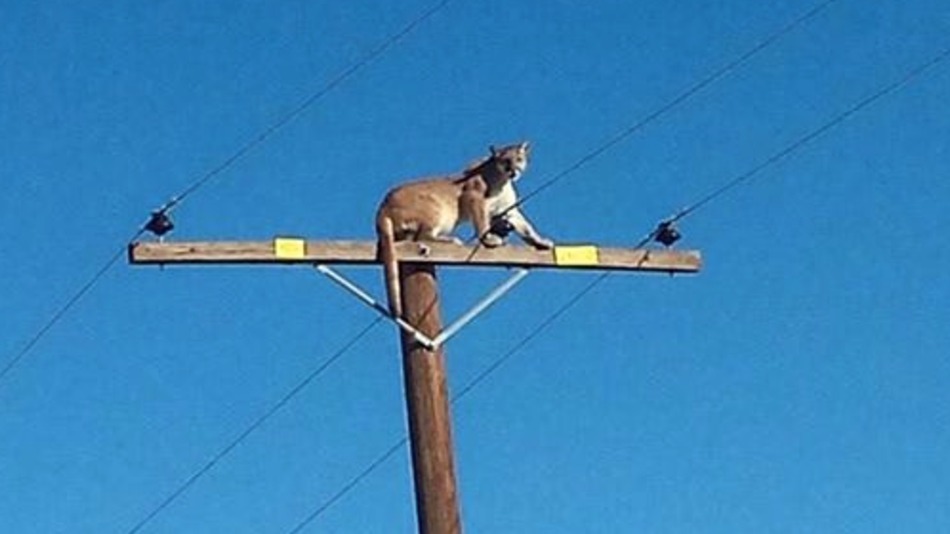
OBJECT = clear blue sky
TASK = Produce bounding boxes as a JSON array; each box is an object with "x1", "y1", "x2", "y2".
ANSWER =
[{"x1": 2, "y1": 1, "x2": 949, "y2": 532}]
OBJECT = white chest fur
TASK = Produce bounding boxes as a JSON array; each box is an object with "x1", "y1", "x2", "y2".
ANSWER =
[{"x1": 486, "y1": 182, "x2": 519, "y2": 216}]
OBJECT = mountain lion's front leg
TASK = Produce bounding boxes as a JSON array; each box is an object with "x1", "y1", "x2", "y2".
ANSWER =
[{"x1": 505, "y1": 208, "x2": 553, "y2": 250}]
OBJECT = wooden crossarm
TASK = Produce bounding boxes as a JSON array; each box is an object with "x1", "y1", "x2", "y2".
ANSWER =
[{"x1": 128, "y1": 239, "x2": 701, "y2": 273}]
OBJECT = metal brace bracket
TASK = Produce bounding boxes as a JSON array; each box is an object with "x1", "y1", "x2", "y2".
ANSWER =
[
  {"x1": 314, "y1": 264, "x2": 530, "y2": 350},
  {"x1": 431, "y1": 267, "x2": 529, "y2": 348},
  {"x1": 315, "y1": 264, "x2": 435, "y2": 348}
]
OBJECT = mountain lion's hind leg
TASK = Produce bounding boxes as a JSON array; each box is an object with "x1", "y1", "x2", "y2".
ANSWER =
[{"x1": 416, "y1": 226, "x2": 463, "y2": 245}]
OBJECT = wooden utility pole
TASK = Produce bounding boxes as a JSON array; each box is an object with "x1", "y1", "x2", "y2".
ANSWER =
[
  {"x1": 129, "y1": 238, "x2": 701, "y2": 534},
  {"x1": 397, "y1": 263, "x2": 460, "y2": 533}
]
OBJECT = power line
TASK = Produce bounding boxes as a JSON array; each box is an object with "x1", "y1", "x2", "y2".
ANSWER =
[
  {"x1": 125, "y1": 316, "x2": 383, "y2": 534},
  {"x1": 284, "y1": 270, "x2": 611, "y2": 533},
  {"x1": 287, "y1": 436, "x2": 409, "y2": 534},
  {"x1": 0, "y1": 247, "x2": 124, "y2": 385},
  {"x1": 508, "y1": 0, "x2": 841, "y2": 215},
  {"x1": 284, "y1": 42, "x2": 950, "y2": 533},
  {"x1": 154, "y1": 0, "x2": 454, "y2": 216},
  {"x1": 668, "y1": 45, "x2": 950, "y2": 225},
  {"x1": 2, "y1": 0, "x2": 453, "y2": 387},
  {"x1": 463, "y1": 0, "x2": 840, "y2": 256},
  {"x1": 450, "y1": 272, "x2": 612, "y2": 402},
  {"x1": 119, "y1": 2, "x2": 457, "y2": 529},
  {"x1": 287, "y1": 0, "x2": 845, "y2": 525},
  {"x1": 0, "y1": 228, "x2": 145, "y2": 387}
]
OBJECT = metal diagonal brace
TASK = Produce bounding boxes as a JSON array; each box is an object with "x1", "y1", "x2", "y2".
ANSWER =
[
  {"x1": 431, "y1": 268, "x2": 529, "y2": 347},
  {"x1": 314, "y1": 264, "x2": 436, "y2": 348},
  {"x1": 314, "y1": 265, "x2": 530, "y2": 349}
]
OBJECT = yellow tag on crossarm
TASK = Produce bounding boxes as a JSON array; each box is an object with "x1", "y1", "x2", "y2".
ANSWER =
[
  {"x1": 554, "y1": 245, "x2": 599, "y2": 266},
  {"x1": 274, "y1": 237, "x2": 306, "y2": 259}
]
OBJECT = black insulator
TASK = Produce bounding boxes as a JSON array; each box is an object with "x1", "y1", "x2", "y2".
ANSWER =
[
  {"x1": 145, "y1": 210, "x2": 175, "y2": 237},
  {"x1": 654, "y1": 220, "x2": 681, "y2": 247},
  {"x1": 489, "y1": 216, "x2": 515, "y2": 239}
]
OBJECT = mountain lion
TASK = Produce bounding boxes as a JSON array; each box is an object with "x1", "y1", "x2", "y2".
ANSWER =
[{"x1": 376, "y1": 141, "x2": 553, "y2": 316}]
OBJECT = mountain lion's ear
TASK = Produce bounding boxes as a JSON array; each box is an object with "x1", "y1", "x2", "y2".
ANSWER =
[
  {"x1": 521, "y1": 141, "x2": 530, "y2": 154},
  {"x1": 489, "y1": 145, "x2": 498, "y2": 157}
]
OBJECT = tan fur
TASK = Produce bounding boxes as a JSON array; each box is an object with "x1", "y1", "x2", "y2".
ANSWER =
[
  {"x1": 376, "y1": 142, "x2": 552, "y2": 316},
  {"x1": 376, "y1": 215, "x2": 402, "y2": 317}
]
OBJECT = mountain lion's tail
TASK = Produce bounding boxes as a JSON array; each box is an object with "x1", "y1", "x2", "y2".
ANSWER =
[{"x1": 376, "y1": 215, "x2": 402, "y2": 318}]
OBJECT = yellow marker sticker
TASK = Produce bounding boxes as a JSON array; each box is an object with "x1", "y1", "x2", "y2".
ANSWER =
[
  {"x1": 554, "y1": 245, "x2": 599, "y2": 266},
  {"x1": 274, "y1": 237, "x2": 306, "y2": 259}
]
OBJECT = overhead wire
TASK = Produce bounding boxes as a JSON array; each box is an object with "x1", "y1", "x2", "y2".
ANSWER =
[
  {"x1": 283, "y1": 267, "x2": 618, "y2": 534},
  {"x1": 154, "y1": 0, "x2": 454, "y2": 214},
  {"x1": 463, "y1": 0, "x2": 840, "y2": 257},
  {"x1": 16, "y1": 0, "x2": 942, "y2": 530},
  {"x1": 287, "y1": 435, "x2": 409, "y2": 534},
  {"x1": 121, "y1": 5, "x2": 459, "y2": 528},
  {"x1": 666, "y1": 44, "x2": 950, "y2": 226},
  {"x1": 127, "y1": 3, "x2": 949, "y2": 531},
  {"x1": 284, "y1": 42, "x2": 950, "y2": 533},
  {"x1": 286, "y1": 1, "x2": 844, "y2": 527},
  {"x1": 0, "y1": 226, "x2": 148, "y2": 388},
  {"x1": 512, "y1": 0, "x2": 841, "y2": 213},
  {"x1": 0, "y1": 243, "x2": 129, "y2": 386},
  {"x1": 1, "y1": 0, "x2": 454, "y2": 387},
  {"x1": 125, "y1": 316, "x2": 383, "y2": 534}
]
